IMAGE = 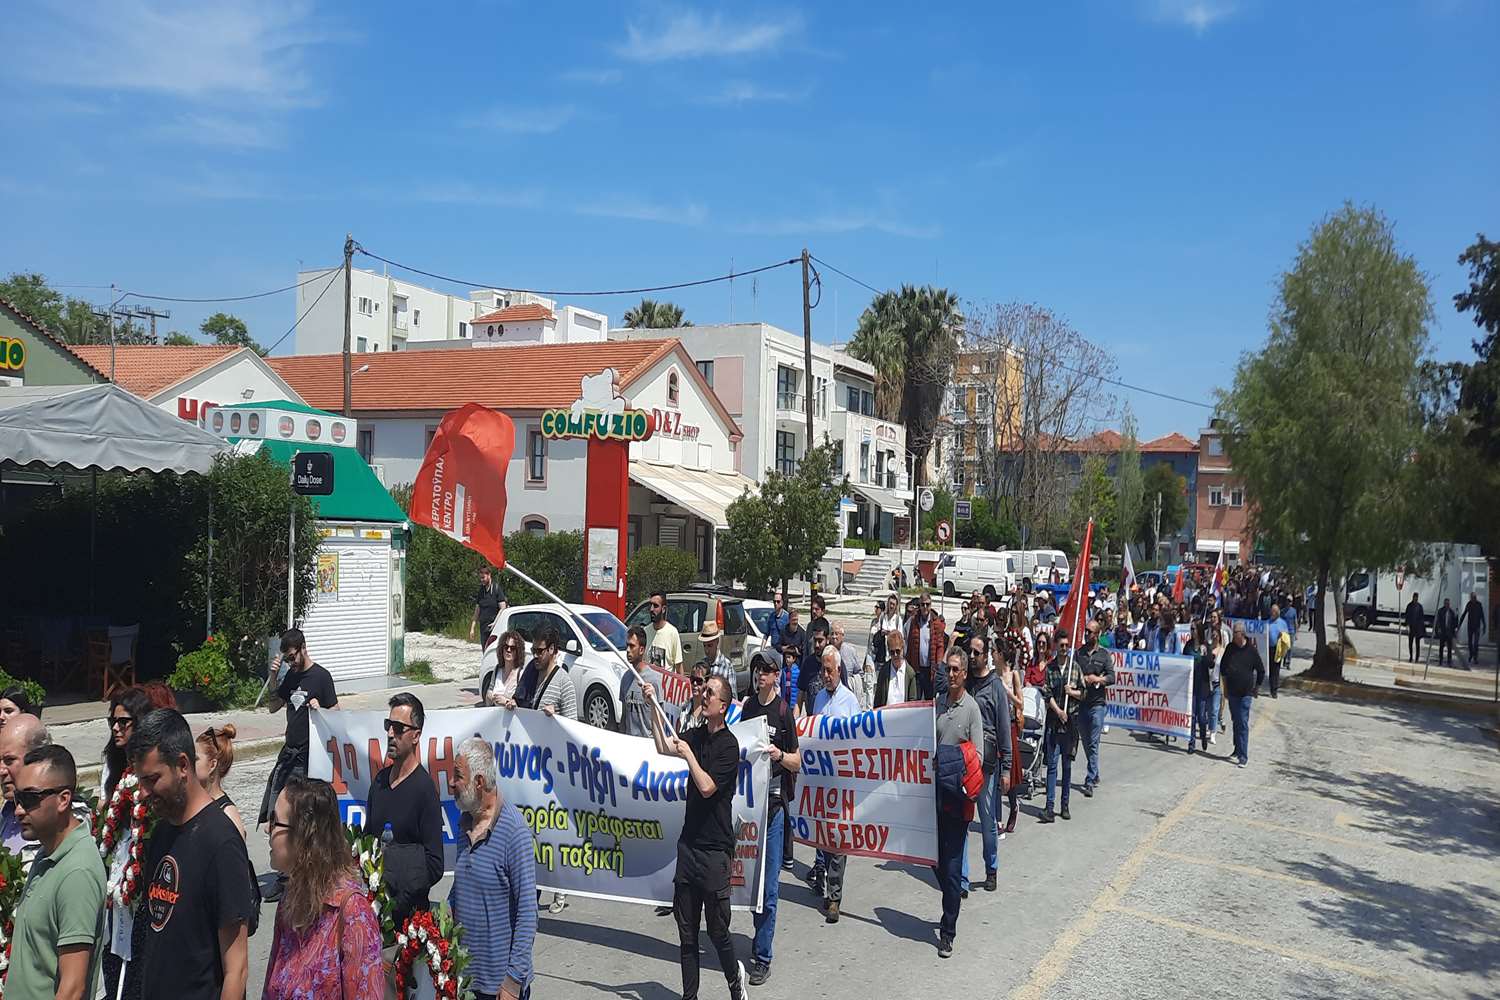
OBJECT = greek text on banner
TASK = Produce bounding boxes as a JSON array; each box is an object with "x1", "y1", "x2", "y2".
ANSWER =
[{"x1": 1104, "y1": 650, "x2": 1194, "y2": 740}]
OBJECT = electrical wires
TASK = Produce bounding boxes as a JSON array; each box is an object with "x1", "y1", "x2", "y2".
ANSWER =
[
  {"x1": 262, "y1": 267, "x2": 343, "y2": 355},
  {"x1": 121, "y1": 269, "x2": 337, "y2": 304},
  {"x1": 353, "y1": 247, "x2": 800, "y2": 298}
]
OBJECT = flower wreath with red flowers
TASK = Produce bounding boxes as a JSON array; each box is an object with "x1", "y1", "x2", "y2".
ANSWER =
[
  {"x1": 94, "y1": 768, "x2": 152, "y2": 911},
  {"x1": 0, "y1": 848, "x2": 28, "y2": 997},
  {"x1": 393, "y1": 904, "x2": 472, "y2": 1000}
]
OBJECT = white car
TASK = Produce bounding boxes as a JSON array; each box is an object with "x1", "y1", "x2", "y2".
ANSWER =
[
  {"x1": 481, "y1": 603, "x2": 630, "y2": 731},
  {"x1": 742, "y1": 599, "x2": 776, "y2": 651}
]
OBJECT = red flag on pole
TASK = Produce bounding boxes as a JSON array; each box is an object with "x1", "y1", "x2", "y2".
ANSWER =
[
  {"x1": 1171, "y1": 557, "x2": 1187, "y2": 604},
  {"x1": 1058, "y1": 518, "x2": 1094, "y2": 640},
  {"x1": 407, "y1": 403, "x2": 516, "y2": 569}
]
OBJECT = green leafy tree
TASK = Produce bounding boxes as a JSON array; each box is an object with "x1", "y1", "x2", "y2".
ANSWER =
[
  {"x1": 846, "y1": 285, "x2": 962, "y2": 493},
  {"x1": 1218, "y1": 204, "x2": 1434, "y2": 679},
  {"x1": 164, "y1": 331, "x2": 197, "y2": 346},
  {"x1": 621, "y1": 298, "x2": 689, "y2": 329},
  {"x1": 1138, "y1": 461, "x2": 1188, "y2": 559},
  {"x1": 956, "y1": 496, "x2": 1019, "y2": 550},
  {"x1": 720, "y1": 441, "x2": 848, "y2": 596},
  {"x1": 1115, "y1": 410, "x2": 1143, "y2": 558},
  {"x1": 1068, "y1": 455, "x2": 1116, "y2": 552},
  {"x1": 925, "y1": 484, "x2": 954, "y2": 547},
  {"x1": 626, "y1": 546, "x2": 698, "y2": 607},
  {"x1": 0, "y1": 273, "x2": 66, "y2": 329},
  {"x1": 201, "y1": 312, "x2": 265, "y2": 355},
  {"x1": 0, "y1": 272, "x2": 146, "y2": 344}
]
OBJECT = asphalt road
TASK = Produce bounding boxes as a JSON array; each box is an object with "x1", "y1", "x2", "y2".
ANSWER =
[{"x1": 223, "y1": 681, "x2": 1499, "y2": 998}]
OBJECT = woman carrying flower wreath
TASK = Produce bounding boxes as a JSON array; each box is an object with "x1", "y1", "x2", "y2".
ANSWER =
[
  {"x1": 263, "y1": 775, "x2": 383, "y2": 1000},
  {"x1": 96, "y1": 686, "x2": 159, "y2": 1000}
]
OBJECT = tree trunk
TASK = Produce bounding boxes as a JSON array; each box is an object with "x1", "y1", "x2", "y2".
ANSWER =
[{"x1": 1305, "y1": 561, "x2": 1345, "y2": 681}]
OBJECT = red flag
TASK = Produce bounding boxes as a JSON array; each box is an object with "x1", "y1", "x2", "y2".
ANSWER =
[
  {"x1": 407, "y1": 404, "x2": 516, "y2": 569},
  {"x1": 1058, "y1": 519, "x2": 1094, "y2": 640},
  {"x1": 1171, "y1": 558, "x2": 1186, "y2": 604}
]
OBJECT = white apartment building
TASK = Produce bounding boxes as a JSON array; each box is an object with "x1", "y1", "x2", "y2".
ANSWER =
[
  {"x1": 293, "y1": 267, "x2": 607, "y2": 355},
  {"x1": 610, "y1": 323, "x2": 910, "y2": 544}
]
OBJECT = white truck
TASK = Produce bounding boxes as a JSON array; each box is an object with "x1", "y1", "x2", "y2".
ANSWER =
[{"x1": 1342, "y1": 543, "x2": 1490, "y2": 630}]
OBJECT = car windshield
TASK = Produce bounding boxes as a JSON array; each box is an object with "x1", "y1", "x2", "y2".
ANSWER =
[
  {"x1": 747, "y1": 606, "x2": 774, "y2": 636},
  {"x1": 575, "y1": 611, "x2": 629, "y2": 652},
  {"x1": 722, "y1": 602, "x2": 747, "y2": 635}
]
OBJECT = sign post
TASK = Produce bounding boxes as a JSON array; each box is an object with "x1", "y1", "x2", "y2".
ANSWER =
[{"x1": 954, "y1": 500, "x2": 971, "y2": 522}]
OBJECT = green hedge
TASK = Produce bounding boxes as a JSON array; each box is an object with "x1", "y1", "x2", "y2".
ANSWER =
[
  {"x1": 626, "y1": 546, "x2": 698, "y2": 607},
  {"x1": 843, "y1": 537, "x2": 884, "y2": 556}
]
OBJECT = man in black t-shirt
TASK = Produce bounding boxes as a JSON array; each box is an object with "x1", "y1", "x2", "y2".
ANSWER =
[
  {"x1": 258, "y1": 628, "x2": 337, "y2": 901},
  {"x1": 469, "y1": 566, "x2": 507, "y2": 648},
  {"x1": 644, "y1": 676, "x2": 746, "y2": 1000},
  {"x1": 364, "y1": 692, "x2": 444, "y2": 924},
  {"x1": 129, "y1": 709, "x2": 253, "y2": 1000},
  {"x1": 738, "y1": 652, "x2": 799, "y2": 986}
]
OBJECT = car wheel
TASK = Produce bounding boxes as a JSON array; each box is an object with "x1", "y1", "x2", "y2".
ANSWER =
[
  {"x1": 1352, "y1": 609, "x2": 1370, "y2": 630},
  {"x1": 584, "y1": 686, "x2": 616, "y2": 731},
  {"x1": 943, "y1": 580, "x2": 956, "y2": 597}
]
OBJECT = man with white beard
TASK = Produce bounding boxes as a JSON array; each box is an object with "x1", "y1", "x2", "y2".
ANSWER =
[{"x1": 450, "y1": 736, "x2": 537, "y2": 1000}]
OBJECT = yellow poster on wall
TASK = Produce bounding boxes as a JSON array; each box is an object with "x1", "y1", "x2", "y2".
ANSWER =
[{"x1": 317, "y1": 552, "x2": 340, "y2": 600}]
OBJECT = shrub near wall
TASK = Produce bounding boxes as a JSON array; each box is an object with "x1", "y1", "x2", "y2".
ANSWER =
[{"x1": 626, "y1": 546, "x2": 698, "y2": 607}]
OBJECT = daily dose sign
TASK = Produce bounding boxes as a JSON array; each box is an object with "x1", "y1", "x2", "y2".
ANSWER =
[
  {"x1": 1104, "y1": 650, "x2": 1195, "y2": 740},
  {"x1": 789, "y1": 703, "x2": 938, "y2": 866},
  {"x1": 311, "y1": 707, "x2": 773, "y2": 911}
]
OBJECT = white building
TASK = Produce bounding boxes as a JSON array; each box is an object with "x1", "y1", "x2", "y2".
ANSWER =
[
  {"x1": 609, "y1": 323, "x2": 910, "y2": 543},
  {"x1": 293, "y1": 268, "x2": 607, "y2": 355},
  {"x1": 268, "y1": 338, "x2": 756, "y2": 581},
  {"x1": 66, "y1": 344, "x2": 305, "y2": 419}
]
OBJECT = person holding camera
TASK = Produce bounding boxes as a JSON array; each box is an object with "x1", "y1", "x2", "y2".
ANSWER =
[{"x1": 258, "y1": 627, "x2": 337, "y2": 902}]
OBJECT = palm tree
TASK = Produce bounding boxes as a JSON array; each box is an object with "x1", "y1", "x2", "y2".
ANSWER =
[
  {"x1": 621, "y1": 298, "x2": 690, "y2": 329},
  {"x1": 845, "y1": 284, "x2": 962, "y2": 491}
]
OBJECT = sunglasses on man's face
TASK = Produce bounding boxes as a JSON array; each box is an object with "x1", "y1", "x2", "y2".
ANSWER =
[
  {"x1": 15, "y1": 786, "x2": 68, "y2": 811},
  {"x1": 383, "y1": 718, "x2": 418, "y2": 735}
]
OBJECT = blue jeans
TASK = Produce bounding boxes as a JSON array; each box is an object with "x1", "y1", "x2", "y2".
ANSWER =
[
  {"x1": 935, "y1": 810, "x2": 967, "y2": 939},
  {"x1": 1228, "y1": 694, "x2": 1252, "y2": 763},
  {"x1": 960, "y1": 768, "x2": 1002, "y2": 888},
  {"x1": 752, "y1": 801, "x2": 785, "y2": 967},
  {"x1": 1078, "y1": 703, "x2": 1106, "y2": 786},
  {"x1": 1192, "y1": 689, "x2": 1214, "y2": 746},
  {"x1": 1044, "y1": 723, "x2": 1072, "y2": 810},
  {"x1": 1210, "y1": 683, "x2": 1222, "y2": 730}
]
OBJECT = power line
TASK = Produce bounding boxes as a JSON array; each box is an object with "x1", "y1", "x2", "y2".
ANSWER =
[
  {"x1": 121, "y1": 268, "x2": 336, "y2": 304},
  {"x1": 354, "y1": 247, "x2": 800, "y2": 298},
  {"x1": 263, "y1": 268, "x2": 343, "y2": 355},
  {"x1": 810, "y1": 253, "x2": 1215, "y2": 410}
]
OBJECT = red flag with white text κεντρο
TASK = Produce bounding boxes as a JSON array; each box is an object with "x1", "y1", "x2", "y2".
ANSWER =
[
  {"x1": 407, "y1": 403, "x2": 516, "y2": 569},
  {"x1": 1058, "y1": 518, "x2": 1094, "y2": 642}
]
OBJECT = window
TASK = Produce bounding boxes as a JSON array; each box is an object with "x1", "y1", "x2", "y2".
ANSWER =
[
  {"x1": 356, "y1": 337, "x2": 367, "y2": 353},
  {"x1": 954, "y1": 464, "x2": 966, "y2": 488},
  {"x1": 357, "y1": 428, "x2": 374, "y2": 462},
  {"x1": 508, "y1": 610, "x2": 567, "y2": 645},
  {"x1": 1209, "y1": 486, "x2": 1224, "y2": 506},
  {"x1": 696, "y1": 360, "x2": 714, "y2": 387},
  {"x1": 859, "y1": 441, "x2": 870, "y2": 482},
  {"x1": 459, "y1": 322, "x2": 469, "y2": 338},
  {"x1": 776, "y1": 366, "x2": 800, "y2": 409},
  {"x1": 658, "y1": 517, "x2": 686, "y2": 549},
  {"x1": 861, "y1": 390, "x2": 874, "y2": 417},
  {"x1": 815, "y1": 376, "x2": 828, "y2": 419},
  {"x1": 875, "y1": 449, "x2": 887, "y2": 482},
  {"x1": 1207, "y1": 438, "x2": 1224, "y2": 456},
  {"x1": 696, "y1": 522, "x2": 711, "y2": 575},
  {"x1": 521, "y1": 517, "x2": 547, "y2": 536},
  {"x1": 412, "y1": 308, "x2": 421, "y2": 327},
  {"x1": 833, "y1": 441, "x2": 844, "y2": 475},
  {"x1": 1229, "y1": 488, "x2": 1244, "y2": 507},
  {"x1": 846, "y1": 385, "x2": 861, "y2": 411},
  {"x1": 372, "y1": 343, "x2": 379, "y2": 352},
  {"x1": 776, "y1": 431, "x2": 797, "y2": 476},
  {"x1": 527, "y1": 430, "x2": 546, "y2": 483},
  {"x1": 425, "y1": 426, "x2": 438, "y2": 451},
  {"x1": 357, "y1": 296, "x2": 374, "y2": 316},
  {"x1": 668, "y1": 371, "x2": 680, "y2": 404}
]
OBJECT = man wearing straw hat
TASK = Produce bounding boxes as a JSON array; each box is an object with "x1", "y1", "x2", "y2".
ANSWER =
[{"x1": 699, "y1": 620, "x2": 737, "y2": 696}]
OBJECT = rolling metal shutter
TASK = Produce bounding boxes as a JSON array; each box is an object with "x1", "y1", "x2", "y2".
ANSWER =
[{"x1": 302, "y1": 528, "x2": 391, "y2": 684}]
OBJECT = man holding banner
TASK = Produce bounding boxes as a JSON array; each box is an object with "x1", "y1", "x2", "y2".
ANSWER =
[
  {"x1": 740, "y1": 651, "x2": 800, "y2": 986},
  {"x1": 643, "y1": 677, "x2": 748, "y2": 1000}
]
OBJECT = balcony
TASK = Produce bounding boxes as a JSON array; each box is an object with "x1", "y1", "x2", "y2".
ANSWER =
[{"x1": 775, "y1": 391, "x2": 804, "y2": 421}]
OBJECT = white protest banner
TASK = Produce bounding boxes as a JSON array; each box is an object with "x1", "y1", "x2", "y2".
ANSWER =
[
  {"x1": 1105, "y1": 650, "x2": 1194, "y2": 740},
  {"x1": 310, "y1": 708, "x2": 772, "y2": 911},
  {"x1": 788, "y1": 702, "x2": 937, "y2": 866},
  {"x1": 1230, "y1": 617, "x2": 1271, "y2": 666}
]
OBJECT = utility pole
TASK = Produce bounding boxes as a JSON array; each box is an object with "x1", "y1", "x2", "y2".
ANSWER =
[
  {"x1": 1153, "y1": 491, "x2": 1162, "y2": 565},
  {"x1": 107, "y1": 284, "x2": 116, "y2": 382},
  {"x1": 342, "y1": 234, "x2": 354, "y2": 417},
  {"x1": 801, "y1": 248, "x2": 814, "y2": 447}
]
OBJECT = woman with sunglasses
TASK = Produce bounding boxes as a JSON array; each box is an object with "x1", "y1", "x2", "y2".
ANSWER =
[
  {"x1": 678, "y1": 663, "x2": 712, "y2": 733},
  {"x1": 196, "y1": 724, "x2": 245, "y2": 838},
  {"x1": 481, "y1": 628, "x2": 526, "y2": 706},
  {"x1": 263, "y1": 776, "x2": 384, "y2": 1000},
  {"x1": 99, "y1": 686, "x2": 153, "y2": 801}
]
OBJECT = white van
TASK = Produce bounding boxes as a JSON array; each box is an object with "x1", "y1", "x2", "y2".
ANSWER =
[
  {"x1": 935, "y1": 549, "x2": 1018, "y2": 599},
  {"x1": 1000, "y1": 549, "x2": 1072, "y2": 586}
]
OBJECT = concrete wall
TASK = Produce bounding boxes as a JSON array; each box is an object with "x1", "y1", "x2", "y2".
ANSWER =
[
  {"x1": 0, "y1": 309, "x2": 103, "y2": 387},
  {"x1": 158, "y1": 354, "x2": 302, "y2": 419}
]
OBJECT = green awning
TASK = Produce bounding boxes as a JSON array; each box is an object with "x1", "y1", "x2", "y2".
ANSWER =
[{"x1": 257, "y1": 439, "x2": 407, "y2": 524}]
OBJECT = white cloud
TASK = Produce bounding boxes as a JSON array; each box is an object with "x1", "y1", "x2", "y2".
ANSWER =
[
  {"x1": 734, "y1": 212, "x2": 940, "y2": 240},
  {"x1": 696, "y1": 80, "x2": 808, "y2": 105},
  {"x1": 10, "y1": 0, "x2": 329, "y2": 108},
  {"x1": 1152, "y1": 0, "x2": 1238, "y2": 33},
  {"x1": 156, "y1": 112, "x2": 281, "y2": 150},
  {"x1": 463, "y1": 104, "x2": 578, "y2": 134},
  {"x1": 574, "y1": 197, "x2": 708, "y2": 226},
  {"x1": 404, "y1": 182, "x2": 545, "y2": 210},
  {"x1": 616, "y1": 9, "x2": 800, "y2": 62},
  {"x1": 559, "y1": 68, "x2": 623, "y2": 85}
]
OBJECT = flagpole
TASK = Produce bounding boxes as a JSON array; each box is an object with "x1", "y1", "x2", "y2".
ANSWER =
[
  {"x1": 1062, "y1": 518, "x2": 1093, "y2": 718},
  {"x1": 500, "y1": 562, "x2": 677, "y2": 737}
]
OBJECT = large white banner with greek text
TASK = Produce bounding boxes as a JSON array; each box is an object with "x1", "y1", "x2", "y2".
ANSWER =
[
  {"x1": 1230, "y1": 617, "x2": 1272, "y2": 667},
  {"x1": 788, "y1": 703, "x2": 938, "y2": 866},
  {"x1": 1104, "y1": 650, "x2": 1194, "y2": 740},
  {"x1": 310, "y1": 708, "x2": 772, "y2": 911}
]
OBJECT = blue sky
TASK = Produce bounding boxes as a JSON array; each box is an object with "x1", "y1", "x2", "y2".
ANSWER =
[{"x1": 2, "y1": 0, "x2": 1496, "y2": 437}]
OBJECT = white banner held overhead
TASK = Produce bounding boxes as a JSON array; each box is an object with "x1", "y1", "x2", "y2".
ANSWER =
[
  {"x1": 310, "y1": 707, "x2": 772, "y2": 911},
  {"x1": 1104, "y1": 650, "x2": 1194, "y2": 740}
]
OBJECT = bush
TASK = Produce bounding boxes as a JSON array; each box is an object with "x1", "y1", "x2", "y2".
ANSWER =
[
  {"x1": 843, "y1": 537, "x2": 883, "y2": 556},
  {"x1": 500, "y1": 530, "x2": 584, "y2": 607},
  {"x1": 0, "y1": 668, "x2": 45, "y2": 713},
  {"x1": 627, "y1": 546, "x2": 699, "y2": 607},
  {"x1": 167, "y1": 633, "x2": 237, "y2": 706}
]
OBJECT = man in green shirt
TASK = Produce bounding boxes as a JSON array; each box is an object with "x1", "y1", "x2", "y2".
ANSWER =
[{"x1": 6, "y1": 745, "x2": 104, "y2": 1000}]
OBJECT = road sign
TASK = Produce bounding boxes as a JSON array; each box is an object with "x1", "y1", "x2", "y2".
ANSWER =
[
  {"x1": 918, "y1": 488, "x2": 935, "y2": 513},
  {"x1": 292, "y1": 451, "x2": 334, "y2": 496},
  {"x1": 1395, "y1": 565, "x2": 1405, "y2": 591},
  {"x1": 935, "y1": 520, "x2": 952, "y2": 543},
  {"x1": 955, "y1": 500, "x2": 972, "y2": 521}
]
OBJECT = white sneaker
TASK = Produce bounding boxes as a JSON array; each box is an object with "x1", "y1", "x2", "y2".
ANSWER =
[
  {"x1": 735, "y1": 960, "x2": 748, "y2": 999},
  {"x1": 548, "y1": 893, "x2": 568, "y2": 914},
  {"x1": 1102, "y1": 725, "x2": 1110, "y2": 734},
  {"x1": 1209, "y1": 733, "x2": 1217, "y2": 746}
]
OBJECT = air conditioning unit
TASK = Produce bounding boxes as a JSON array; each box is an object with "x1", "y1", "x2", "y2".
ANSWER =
[{"x1": 370, "y1": 464, "x2": 386, "y2": 485}]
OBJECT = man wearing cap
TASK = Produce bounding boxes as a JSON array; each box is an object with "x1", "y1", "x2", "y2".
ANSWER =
[
  {"x1": 739, "y1": 651, "x2": 799, "y2": 985},
  {"x1": 700, "y1": 621, "x2": 737, "y2": 696}
]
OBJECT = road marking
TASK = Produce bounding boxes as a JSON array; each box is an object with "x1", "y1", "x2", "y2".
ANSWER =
[
  {"x1": 1008, "y1": 701, "x2": 1278, "y2": 1000},
  {"x1": 1107, "y1": 904, "x2": 1412, "y2": 987},
  {"x1": 1149, "y1": 849, "x2": 1496, "y2": 932}
]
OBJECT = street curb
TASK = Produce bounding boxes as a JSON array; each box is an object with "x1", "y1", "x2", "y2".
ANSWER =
[
  {"x1": 75, "y1": 736, "x2": 286, "y2": 788},
  {"x1": 1283, "y1": 674, "x2": 1500, "y2": 718}
]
